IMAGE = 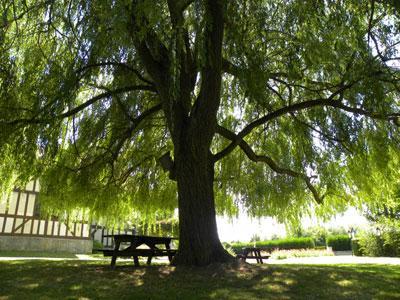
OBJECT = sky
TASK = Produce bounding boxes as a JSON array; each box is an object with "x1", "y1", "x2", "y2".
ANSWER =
[{"x1": 216, "y1": 207, "x2": 369, "y2": 243}]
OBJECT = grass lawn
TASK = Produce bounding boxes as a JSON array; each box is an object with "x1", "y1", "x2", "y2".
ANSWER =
[
  {"x1": 0, "y1": 251, "x2": 77, "y2": 258},
  {"x1": 0, "y1": 260, "x2": 399, "y2": 299}
]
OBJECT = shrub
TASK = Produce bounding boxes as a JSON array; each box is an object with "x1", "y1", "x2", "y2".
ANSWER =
[
  {"x1": 381, "y1": 229, "x2": 400, "y2": 257},
  {"x1": 351, "y1": 239, "x2": 363, "y2": 256},
  {"x1": 92, "y1": 240, "x2": 104, "y2": 252},
  {"x1": 231, "y1": 237, "x2": 315, "y2": 253},
  {"x1": 222, "y1": 242, "x2": 237, "y2": 257},
  {"x1": 357, "y1": 232, "x2": 384, "y2": 256},
  {"x1": 291, "y1": 226, "x2": 349, "y2": 247},
  {"x1": 326, "y1": 235, "x2": 351, "y2": 251},
  {"x1": 357, "y1": 229, "x2": 400, "y2": 257}
]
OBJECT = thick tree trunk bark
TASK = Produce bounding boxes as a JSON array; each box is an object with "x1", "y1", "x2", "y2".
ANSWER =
[
  {"x1": 172, "y1": 137, "x2": 233, "y2": 266},
  {"x1": 130, "y1": 0, "x2": 228, "y2": 267}
]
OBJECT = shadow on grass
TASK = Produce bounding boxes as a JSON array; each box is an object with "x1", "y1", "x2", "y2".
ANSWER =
[
  {"x1": 0, "y1": 260, "x2": 399, "y2": 299},
  {"x1": 0, "y1": 251, "x2": 77, "y2": 258}
]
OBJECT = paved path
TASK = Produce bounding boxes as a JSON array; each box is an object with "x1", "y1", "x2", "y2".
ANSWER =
[
  {"x1": 0, "y1": 254, "x2": 103, "y2": 261},
  {"x1": 1, "y1": 254, "x2": 400, "y2": 265},
  {"x1": 265, "y1": 255, "x2": 400, "y2": 265},
  {"x1": 0, "y1": 254, "x2": 169, "y2": 263},
  {"x1": 0, "y1": 257, "x2": 77, "y2": 261}
]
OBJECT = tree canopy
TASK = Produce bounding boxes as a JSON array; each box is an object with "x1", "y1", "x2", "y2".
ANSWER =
[{"x1": 1, "y1": 0, "x2": 400, "y2": 264}]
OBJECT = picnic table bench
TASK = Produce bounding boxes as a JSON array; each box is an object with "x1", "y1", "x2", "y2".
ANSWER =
[
  {"x1": 100, "y1": 234, "x2": 178, "y2": 268},
  {"x1": 236, "y1": 247, "x2": 270, "y2": 264}
]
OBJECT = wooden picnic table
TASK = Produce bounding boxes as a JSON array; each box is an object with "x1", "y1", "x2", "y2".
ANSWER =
[
  {"x1": 237, "y1": 247, "x2": 270, "y2": 264},
  {"x1": 102, "y1": 234, "x2": 178, "y2": 268}
]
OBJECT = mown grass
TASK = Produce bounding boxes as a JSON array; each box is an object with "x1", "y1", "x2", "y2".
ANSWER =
[{"x1": 0, "y1": 260, "x2": 399, "y2": 299}]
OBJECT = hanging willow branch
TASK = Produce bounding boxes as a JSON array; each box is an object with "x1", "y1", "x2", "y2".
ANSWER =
[{"x1": 215, "y1": 125, "x2": 325, "y2": 204}]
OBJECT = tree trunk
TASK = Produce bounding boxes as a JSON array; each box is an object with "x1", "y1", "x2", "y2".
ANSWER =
[{"x1": 172, "y1": 136, "x2": 233, "y2": 266}]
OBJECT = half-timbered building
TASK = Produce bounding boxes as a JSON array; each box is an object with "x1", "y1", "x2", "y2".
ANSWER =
[{"x1": 0, "y1": 181, "x2": 92, "y2": 253}]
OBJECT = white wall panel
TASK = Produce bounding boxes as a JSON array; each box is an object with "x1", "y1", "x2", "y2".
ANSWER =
[
  {"x1": 26, "y1": 194, "x2": 35, "y2": 216},
  {"x1": 23, "y1": 220, "x2": 32, "y2": 234},
  {"x1": 0, "y1": 198, "x2": 6, "y2": 214},
  {"x1": 26, "y1": 181, "x2": 35, "y2": 192},
  {"x1": 46, "y1": 222, "x2": 53, "y2": 235},
  {"x1": 14, "y1": 219, "x2": 23, "y2": 234},
  {"x1": 4, "y1": 218, "x2": 13, "y2": 233},
  {"x1": 75, "y1": 224, "x2": 82, "y2": 237},
  {"x1": 32, "y1": 220, "x2": 39, "y2": 234},
  {"x1": 17, "y1": 193, "x2": 27, "y2": 215},
  {"x1": 39, "y1": 221, "x2": 46, "y2": 235},
  {"x1": 8, "y1": 193, "x2": 18, "y2": 215},
  {"x1": 82, "y1": 224, "x2": 89, "y2": 237},
  {"x1": 60, "y1": 223, "x2": 67, "y2": 236},
  {"x1": 35, "y1": 181, "x2": 40, "y2": 192},
  {"x1": 53, "y1": 222, "x2": 59, "y2": 236}
]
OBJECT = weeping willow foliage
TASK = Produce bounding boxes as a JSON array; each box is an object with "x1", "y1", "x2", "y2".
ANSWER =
[{"x1": 0, "y1": 0, "x2": 399, "y2": 226}]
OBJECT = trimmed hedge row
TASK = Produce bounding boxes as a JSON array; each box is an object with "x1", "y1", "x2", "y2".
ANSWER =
[
  {"x1": 229, "y1": 237, "x2": 315, "y2": 253},
  {"x1": 326, "y1": 235, "x2": 351, "y2": 251}
]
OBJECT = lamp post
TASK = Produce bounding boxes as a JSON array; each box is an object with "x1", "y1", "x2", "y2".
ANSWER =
[
  {"x1": 348, "y1": 227, "x2": 356, "y2": 255},
  {"x1": 375, "y1": 227, "x2": 381, "y2": 236}
]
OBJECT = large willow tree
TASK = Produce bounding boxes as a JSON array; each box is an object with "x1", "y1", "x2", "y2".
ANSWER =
[{"x1": 1, "y1": 0, "x2": 400, "y2": 265}]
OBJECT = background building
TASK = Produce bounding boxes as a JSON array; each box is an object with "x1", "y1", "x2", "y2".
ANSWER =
[{"x1": 0, "y1": 181, "x2": 92, "y2": 253}]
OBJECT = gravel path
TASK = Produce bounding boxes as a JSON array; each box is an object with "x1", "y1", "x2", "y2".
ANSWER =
[
  {"x1": 265, "y1": 255, "x2": 400, "y2": 265},
  {"x1": 1, "y1": 254, "x2": 400, "y2": 265}
]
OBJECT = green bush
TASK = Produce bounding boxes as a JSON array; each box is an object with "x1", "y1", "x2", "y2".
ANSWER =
[
  {"x1": 231, "y1": 237, "x2": 315, "y2": 253},
  {"x1": 357, "y1": 229, "x2": 400, "y2": 257},
  {"x1": 351, "y1": 239, "x2": 363, "y2": 256},
  {"x1": 222, "y1": 242, "x2": 237, "y2": 257},
  {"x1": 326, "y1": 235, "x2": 351, "y2": 251},
  {"x1": 381, "y1": 229, "x2": 400, "y2": 257},
  {"x1": 357, "y1": 232, "x2": 384, "y2": 256},
  {"x1": 92, "y1": 240, "x2": 104, "y2": 252},
  {"x1": 290, "y1": 226, "x2": 349, "y2": 247}
]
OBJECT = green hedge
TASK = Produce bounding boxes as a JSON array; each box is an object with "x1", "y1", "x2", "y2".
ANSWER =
[
  {"x1": 230, "y1": 237, "x2": 315, "y2": 253},
  {"x1": 351, "y1": 239, "x2": 363, "y2": 256},
  {"x1": 326, "y1": 235, "x2": 351, "y2": 251},
  {"x1": 357, "y1": 230, "x2": 400, "y2": 257}
]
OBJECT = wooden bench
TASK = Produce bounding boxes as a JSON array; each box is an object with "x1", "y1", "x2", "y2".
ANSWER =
[
  {"x1": 237, "y1": 247, "x2": 270, "y2": 264},
  {"x1": 100, "y1": 247, "x2": 177, "y2": 267}
]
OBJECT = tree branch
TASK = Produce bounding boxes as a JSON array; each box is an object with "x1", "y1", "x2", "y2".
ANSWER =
[
  {"x1": 0, "y1": 1, "x2": 51, "y2": 29},
  {"x1": 109, "y1": 103, "x2": 163, "y2": 161},
  {"x1": 61, "y1": 85, "x2": 155, "y2": 118},
  {"x1": 76, "y1": 61, "x2": 154, "y2": 86},
  {"x1": 129, "y1": 1, "x2": 171, "y2": 94},
  {"x1": 190, "y1": 0, "x2": 224, "y2": 135},
  {"x1": 214, "y1": 85, "x2": 400, "y2": 162},
  {"x1": 216, "y1": 125, "x2": 324, "y2": 204},
  {"x1": 2, "y1": 85, "x2": 155, "y2": 125},
  {"x1": 222, "y1": 58, "x2": 288, "y2": 79},
  {"x1": 367, "y1": 0, "x2": 376, "y2": 45},
  {"x1": 290, "y1": 113, "x2": 354, "y2": 154}
]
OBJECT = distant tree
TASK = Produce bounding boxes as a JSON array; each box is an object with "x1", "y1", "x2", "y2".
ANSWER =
[{"x1": 1, "y1": 1, "x2": 400, "y2": 266}]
